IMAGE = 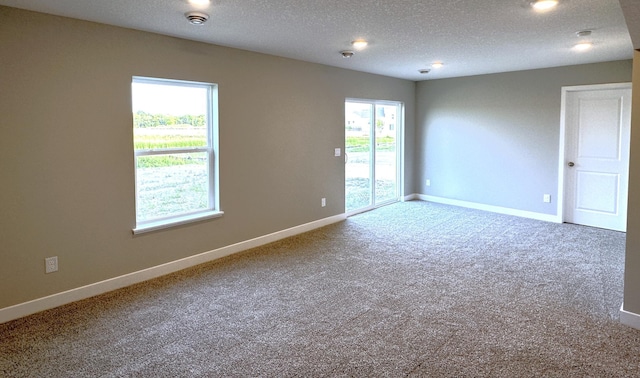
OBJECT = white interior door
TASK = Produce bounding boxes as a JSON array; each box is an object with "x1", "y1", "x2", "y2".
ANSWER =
[{"x1": 563, "y1": 84, "x2": 631, "y2": 232}]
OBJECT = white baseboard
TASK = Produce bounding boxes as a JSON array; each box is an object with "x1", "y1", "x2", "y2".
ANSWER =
[
  {"x1": 620, "y1": 303, "x2": 640, "y2": 330},
  {"x1": 416, "y1": 194, "x2": 561, "y2": 223},
  {"x1": 0, "y1": 214, "x2": 346, "y2": 325},
  {"x1": 403, "y1": 194, "x2": 419, "y2": 201}
]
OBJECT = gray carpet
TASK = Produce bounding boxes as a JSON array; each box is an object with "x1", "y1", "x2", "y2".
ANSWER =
[{"x1": 1, "y1": 200, "x2": 639, "y2": 377}]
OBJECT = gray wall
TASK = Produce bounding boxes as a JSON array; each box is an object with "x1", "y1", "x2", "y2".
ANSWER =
[
  {"x1": 624, "y1": 50, "x2": 640, "y2": 315},
  {"x1": 0, "y1": 6, "x2": 415, "y2": 309},
  {"x1": 415, "y1": 62, "x2": 632, "y2": 214}
]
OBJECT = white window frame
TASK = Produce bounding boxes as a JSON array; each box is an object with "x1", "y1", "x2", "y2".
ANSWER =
[{"x1": 132, "y1": 76, "x2": 222, "y2": 234}]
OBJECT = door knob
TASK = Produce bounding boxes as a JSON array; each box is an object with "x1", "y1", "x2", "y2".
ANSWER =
[{"x1": 568, "y1": 162, "x2": 575, "y2": 167}]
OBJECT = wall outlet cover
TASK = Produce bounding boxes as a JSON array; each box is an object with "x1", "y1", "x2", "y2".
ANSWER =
[{"x1": 45, "y1": 256, "x2": 58, "y2": 273}]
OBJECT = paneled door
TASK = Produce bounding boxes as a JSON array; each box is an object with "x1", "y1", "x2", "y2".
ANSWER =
[
  {"x1": 345, "y1": 99, "x2": 402, "y2": 215},
  {"x1": 563, "y1": 84, "x2": 631, "y2": 231}
]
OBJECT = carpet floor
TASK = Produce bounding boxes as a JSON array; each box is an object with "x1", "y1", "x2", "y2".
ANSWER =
[{"x1": 1, "y1": 200, "x2": 639, "y2": 377}]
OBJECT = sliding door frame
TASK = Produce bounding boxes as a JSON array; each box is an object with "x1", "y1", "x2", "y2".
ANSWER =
[{"x1": 345, "y1": 98, "x2": 404, "y2": 216}]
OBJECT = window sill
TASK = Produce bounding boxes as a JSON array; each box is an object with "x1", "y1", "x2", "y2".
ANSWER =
[{"x1": 133, "y1": 210, "x2": 224, "y2": 235}]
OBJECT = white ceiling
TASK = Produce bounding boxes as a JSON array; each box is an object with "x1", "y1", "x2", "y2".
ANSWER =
[{"x1": 0, "y1": 0, "x2": 634, "y2": 81}]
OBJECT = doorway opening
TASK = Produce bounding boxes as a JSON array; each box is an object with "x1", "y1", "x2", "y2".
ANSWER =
[{"x1": 345, "y1": 99, "x2": 403, "y2": 215}]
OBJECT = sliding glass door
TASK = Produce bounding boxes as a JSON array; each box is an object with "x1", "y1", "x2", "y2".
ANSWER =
[{"x1": 345, "y1": 99, "x2": 402, "y2": 214}]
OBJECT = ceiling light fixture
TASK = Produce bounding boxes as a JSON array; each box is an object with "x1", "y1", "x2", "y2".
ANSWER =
[
  {"x1": 185, "y1": 12, "x2": 209, "y2": 25},
  {"x1": 188, "y1": 0, "x2": 211, "y2": 5},
  {"x1": 341, "y1": 50, "x2": 354, "y2": 58},
  {"x1": 419, "y1": 69, "x2": 431, "y2": 74},
  {"x1": 576, "y1": 30, "x2": 592, "y2": 37},
  {"x1": 352, "y1": 40, "x2": 368, "y2": 50},
  {"x1": 573, "y1": 42, "x2": 593, "y2": 51},
  {"x1": 531, "y1": 0, "x2": 558, "y2": 11},
  {"x1": 432, "y1": 62, "x2": 444, "y2": 68}
]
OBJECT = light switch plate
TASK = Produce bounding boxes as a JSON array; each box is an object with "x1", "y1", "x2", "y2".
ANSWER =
[{"x1": 334, "y1": 148, "x2": 341, "y2": 157}]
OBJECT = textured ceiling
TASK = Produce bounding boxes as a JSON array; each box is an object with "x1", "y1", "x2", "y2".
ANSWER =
[{"x1": 0, "y1": 0, "x2": 634, "y2": 81}]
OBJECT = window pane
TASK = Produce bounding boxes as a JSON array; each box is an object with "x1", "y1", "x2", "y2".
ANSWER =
[
  {"x1": 345, "y1": 102, "x2": 373, "y2": 212},
  {"x1": 375, "y1": 104, "x2": 398, "y2": 203},
  {"x1": 132, "y1": 82, "x2": 208, "y2": 150},
  {"x1": 136, "y1": 152, "x2": 209, "y2": 222}
]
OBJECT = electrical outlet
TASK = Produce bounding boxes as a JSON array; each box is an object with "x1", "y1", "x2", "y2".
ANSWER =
[
  {"x1": 45, "y1": 256, "x2": 58, "y2": 273},
  {"x1": 426, "y1": 179, "x2": 431, "y2": 186},
  {"x1": 321, "y1": 198, "x2": 326, "y2": 207},
  {"x1": 543, "y1": 194, "x2": 551, "y2": 203}
]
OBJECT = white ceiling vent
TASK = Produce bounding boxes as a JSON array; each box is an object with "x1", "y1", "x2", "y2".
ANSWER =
[{"x1": 185, "y1": 12, "x2": 209, "y2": 25}]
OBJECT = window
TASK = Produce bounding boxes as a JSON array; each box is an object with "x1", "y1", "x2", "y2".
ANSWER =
[{"x1": 132, "y1": 77, "x2": 221, "y2": 234}]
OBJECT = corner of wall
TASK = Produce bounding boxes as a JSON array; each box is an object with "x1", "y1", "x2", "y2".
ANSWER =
[{"x1": 620, "y1": 303, "x2": 640, "y2": 330}]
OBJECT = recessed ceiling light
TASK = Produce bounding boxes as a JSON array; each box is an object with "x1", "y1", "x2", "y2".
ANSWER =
[
  {"x1": 419, "y1": 69, "x2": 431, "y2": 74},
  {"x1": 531, "y1": 0, "x2": 558, "y2": 11},
  {"x1": 576, "y1": 30, "x2": 592, "y2": 38},
  {"x1": 573, "y1": 42, "x2": 593, "y2": 51},
  {"x1": 341, "y1": 50, "x2": 354, "y2": 58},
  {"x1": 352, "y1": 40, "x2": 368, "y2": 50},
  {"x1": 188, "y1": 0, "x2": 211, "y2": 5},
  {"x1": 432, "y1": 62, "x2": 444, "y2": 69}
]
